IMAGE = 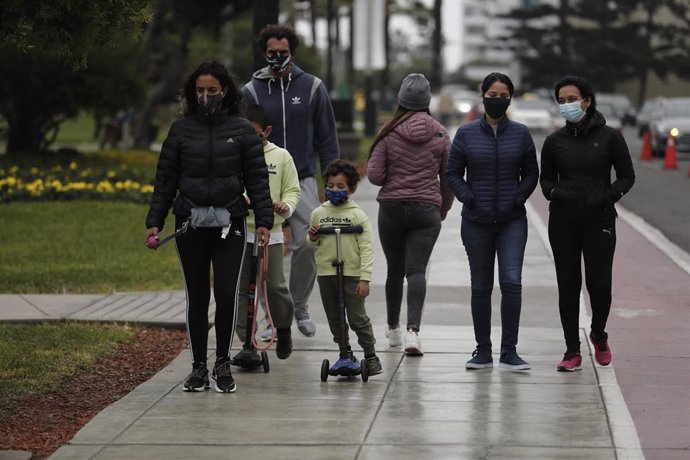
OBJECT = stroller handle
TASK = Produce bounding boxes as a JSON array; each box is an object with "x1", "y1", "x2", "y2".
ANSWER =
[{"x1": 316, "y1": 225, "x2": 363, "y2": 235}]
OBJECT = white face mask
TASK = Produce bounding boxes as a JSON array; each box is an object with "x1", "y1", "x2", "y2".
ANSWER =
[{"x1": 559, "y1": 100, "x2": 586, "y2": 123}]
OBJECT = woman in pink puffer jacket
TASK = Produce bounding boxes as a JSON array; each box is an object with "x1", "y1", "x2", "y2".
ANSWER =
[{"x1": 367, "y1": 73, "x2": 454, "y2": 356}]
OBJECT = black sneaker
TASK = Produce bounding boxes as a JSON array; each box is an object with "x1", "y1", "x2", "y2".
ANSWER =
[
  {"x1": 212, "y1": 357, "x2": 237, "y2": 393},
  {"x1": 364, "y1": 355, "x2": 383, "y2": 376},
  {"x1": 183, "y1": 362, "x2": 209, "y2": 392},
  {"x1": 231, "y1": 347, "x2": 261, "y2": 367},
  {"x1": 276, "y1": 328, "x2": 293, "y2": 359}
]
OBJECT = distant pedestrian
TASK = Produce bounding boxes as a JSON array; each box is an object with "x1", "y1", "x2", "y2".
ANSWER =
[
  {"x1": 367, "y1": 73, "x2": 454, "y2": 356},
  {"x1": 541, "y1": 75, "x2": 635, "y2": 372},
  {"x1": 145, "y1": 61, "x2": 273, "y2": 393},
  {"x1": 308, "y1": 159, "x2": 382, "y2": 376},
  {"x1": 233, "y1": 105, "x2": 301, "y2": 363},
  {"x1": 242, "y1": 24, "x2": 340, "y2": 339},
  {"x1": 446, "y1": 72, "x2": 539, "y2": 371}
]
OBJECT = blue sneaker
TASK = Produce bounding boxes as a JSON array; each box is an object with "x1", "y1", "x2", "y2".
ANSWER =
[
  {"x1": 465, "y1": 349, "x2": 493, "y2": 369},
  {"x1": 499, "y1": 350, "x2": 530, "y2": 371}
]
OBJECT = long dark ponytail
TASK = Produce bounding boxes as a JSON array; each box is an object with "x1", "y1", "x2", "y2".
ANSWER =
[{"x1": 368, "y1": 106, "x2": 429, "y2": 159}]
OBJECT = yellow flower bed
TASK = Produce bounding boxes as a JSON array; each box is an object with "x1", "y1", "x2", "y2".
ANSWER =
[{"x1": 0, "y1": 155, "x2": 157, "y2": 204}]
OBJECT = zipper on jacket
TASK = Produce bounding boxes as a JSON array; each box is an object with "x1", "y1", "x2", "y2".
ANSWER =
[
  {"x1": 493, "y1": 133, "x2": 499, "y2": 223},
  {"x1": 207, "y1": 120, "x2": 214, "y2": 204},
  {"x1": 280, "y1": 78, "x2": 287, "y2": 148}
]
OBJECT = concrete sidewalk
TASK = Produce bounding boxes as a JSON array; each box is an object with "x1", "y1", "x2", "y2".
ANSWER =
[{"x1": 2, "y1": 178, "x2": 644, "y2": 460}]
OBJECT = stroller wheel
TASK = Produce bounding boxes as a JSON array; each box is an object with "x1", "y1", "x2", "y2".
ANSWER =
[
  {"x1": 261, "y1": 351, "x2": 270, "y2": 373},
  {"x1": 320, "y1": 359, "x2": 330, "y2": 382},
  {"x1": 361, "y1": 361, "x2": 369, "y2": 382}
]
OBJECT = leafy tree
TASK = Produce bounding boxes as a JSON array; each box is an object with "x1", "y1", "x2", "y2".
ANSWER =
[
  {"x1": 1, "y1": 0, "x2": 151, "y2": 69},
  {"x1": 0, "y1": 0, "x2": 151, "y2": 154},
  {"x1": 0, "y1": 45, "x2": 144, "y2": 154},
  {"x1": 502, "y1": 0, "x2": 690, "y2": 101}
]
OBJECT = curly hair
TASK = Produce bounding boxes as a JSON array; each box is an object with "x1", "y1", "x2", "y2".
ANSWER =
[
  {"x1": 258, "y1": 24, "x2": 299, "y2": 54},
  {"x1": 323, "y1": 159, "x2": 360, "y2": 189},
  {"x1": 182, "y1": 61, "x2": 242, "y2": 116}
]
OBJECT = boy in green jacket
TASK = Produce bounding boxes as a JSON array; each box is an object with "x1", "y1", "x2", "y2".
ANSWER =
[
  {"x1": 234, "y1": 105, "x2": 301, "y2": 363},
  {"x1": 308, "y1": 159, "x2": 382, "y2": 376}
]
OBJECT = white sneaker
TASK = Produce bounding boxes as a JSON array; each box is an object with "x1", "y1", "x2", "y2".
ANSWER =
[
  {"x1": 260, "y1": 327, "x2": 273, "y2": 342},
  {"x1": 385, "y1": 326, "x2": 403, "y2": 347},
  {"x1": 404, "y1": 330, "x2": 423, "y2": 356}
]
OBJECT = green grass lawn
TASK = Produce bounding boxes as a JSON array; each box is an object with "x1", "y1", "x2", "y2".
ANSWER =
[
  {"x1": 0, "y1": 322, "x2": 134, "y2": 416},
  {"x1": 0, "y1": 201, "x2": 181, "y2": 293}
]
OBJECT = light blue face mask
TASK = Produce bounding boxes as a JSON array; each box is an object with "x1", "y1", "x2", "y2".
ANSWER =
[{"x1": 559, "y1": 100, "x2": 586, "y2": 123}]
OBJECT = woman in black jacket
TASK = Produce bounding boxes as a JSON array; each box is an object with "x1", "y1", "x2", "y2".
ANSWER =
[
  {"x1": 541, "y1": 76, "x2": 635, "y2": 372},
  {"x1": 145, "y1": 61, "x2": 273, "y2": 393}
]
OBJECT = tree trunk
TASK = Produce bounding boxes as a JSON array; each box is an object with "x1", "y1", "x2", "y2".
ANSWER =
[
  {"x1": 252, "y1": 0, "x2": 280, "y2": 72},
  {"x1": 637, "y1": 4, "x2": 655, "y2": 106},
  {"x1": 430, "y1": 0, "x2": 443, "y2": 89},
  {"x1": 6, "y1": 114, "x2": 42, "y2": 154}
]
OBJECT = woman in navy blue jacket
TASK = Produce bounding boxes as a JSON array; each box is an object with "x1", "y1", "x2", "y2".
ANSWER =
[{"x1": 446, "y1": 73, "x2": 539, "y2": 371}]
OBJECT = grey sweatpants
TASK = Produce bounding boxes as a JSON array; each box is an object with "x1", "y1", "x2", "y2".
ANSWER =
[
  {"x1": 317, "y1": 275, "x2": 376, "y2": 356},
  {"x1": 288, "y1": 177, "x2": 319, "y2": 312},
  {"x1": 235, "y1": 243, "x2": 294, "y2": 343}
]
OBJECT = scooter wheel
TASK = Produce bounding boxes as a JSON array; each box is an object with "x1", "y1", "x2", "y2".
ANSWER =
[
  {"x1": 261, "y1": 351, "x2": 270, "y2": 373},
  {"x1": 361, "y1": 361, "x2": 369, "y2": 382},
  {"x1": 320, "y1": 359, "x2": 330, "y2": 382}
]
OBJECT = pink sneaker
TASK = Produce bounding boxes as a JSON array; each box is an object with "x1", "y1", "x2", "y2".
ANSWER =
[
  {"x1": 590, "y1": 331, "x2": 612, "y2": 366},
  {"x1": 557, "y1": 352, "x2": 582, "y2": 372}
]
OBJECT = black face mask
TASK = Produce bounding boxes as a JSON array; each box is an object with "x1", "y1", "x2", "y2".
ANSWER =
[
  {"x1": 266, "y1": 53, "x2": 291, "y2": 72},
  {"x1": 483, "y1": 97, "x2": 511, "y2": 119},
  {"x1": 197, "y1": 93, "x2": 224, "y2": 116}
]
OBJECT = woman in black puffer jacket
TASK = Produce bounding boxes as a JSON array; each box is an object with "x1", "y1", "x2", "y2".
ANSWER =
[
  {"x1": 541, "y1": 75, "x2": 634, "y2": 372},
  {"x1": 145, "y1": 61, "x2": 273, "y2": 393}
]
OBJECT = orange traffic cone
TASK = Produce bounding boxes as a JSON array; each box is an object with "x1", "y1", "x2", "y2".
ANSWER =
[
  {"x1": 664, "y1": 134, "x2": 678, "y2": 169},
  {"x1": 640, "y1": 130, "x2": 652, "y2": 161}
]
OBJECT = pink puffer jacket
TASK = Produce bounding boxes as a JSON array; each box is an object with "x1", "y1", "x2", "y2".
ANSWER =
[{"x1": 367, "y1": 112, "x2": 454, "y2": 215}]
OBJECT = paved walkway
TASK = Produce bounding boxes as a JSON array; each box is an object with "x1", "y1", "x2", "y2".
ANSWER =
[{"x1": 3, "y1": 174, "x2": 689, "y2": 459}]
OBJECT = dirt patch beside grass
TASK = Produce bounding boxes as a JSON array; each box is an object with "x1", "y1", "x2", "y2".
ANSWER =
[{"x1": 0, "y1": 326, "x2": 187, "y2": 459}]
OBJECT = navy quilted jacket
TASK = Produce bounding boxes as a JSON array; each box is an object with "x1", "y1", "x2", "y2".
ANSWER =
[{"x1": 446, "y1": 115, "x2": 539, "y2": 223}]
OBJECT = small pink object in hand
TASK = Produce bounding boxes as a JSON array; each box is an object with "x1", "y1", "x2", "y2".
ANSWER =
[{"x1": 146, "y1": 235, "x2": 160, "y2": 250}]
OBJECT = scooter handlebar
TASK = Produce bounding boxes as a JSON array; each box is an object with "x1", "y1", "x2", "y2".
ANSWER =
[{"x1": 316, "y1": 225, "x2": 363, "y2": 235}]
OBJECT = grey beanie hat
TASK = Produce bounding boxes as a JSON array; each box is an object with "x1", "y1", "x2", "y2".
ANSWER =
[{"x1": 398, "y1": 73, "x2": 431, "y2": 110}]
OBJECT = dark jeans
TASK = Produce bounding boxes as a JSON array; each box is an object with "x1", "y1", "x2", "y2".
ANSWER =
[
  {"x1": 378, "y1": 201, "x2": 442, "y2": 331},
  {"x1": 461, "y1": 217, "x2": 528, "y2": 354},
  {"x1": 175, "y1": 215, "x2": 246, "y2": 364},
  {"x1": 548, "y1": 214, "x2": 616, "y2": 353}
]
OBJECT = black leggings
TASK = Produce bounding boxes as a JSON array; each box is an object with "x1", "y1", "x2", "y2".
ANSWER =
[
  {"x1": 548, "y1": 214, "x2": 616, "y2": 353},
  {"x1": 174, "y1": 215, "x2": 246, "y2": 364}
]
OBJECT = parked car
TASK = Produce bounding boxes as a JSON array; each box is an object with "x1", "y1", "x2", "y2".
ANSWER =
[
  {"x1": 597, "y1": 102, "x2": 623, "y2": 131},
  {"x1": 440, "y1": 84, "x2": 479, "y2": 121},
  {"x1": 636, "y1": 97, "x2": 664, "y2": 137},
  {"x1": 598, "y1": 93, "x2": 636, "y2": 127},
  {"x1": 648, "y1": 97, "x2": 690, "y2": 157},
  {"x1": 508, "y1": 97, "x2": 558, "y2": 133}
]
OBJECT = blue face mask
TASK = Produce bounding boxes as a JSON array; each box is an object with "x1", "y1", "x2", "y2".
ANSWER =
[
  {"x1": 559, "y1": 100, "x2": 586, "y2": 123},
  {"x1": 325, "y1": 189, "x2": 349, "y2": 205}
]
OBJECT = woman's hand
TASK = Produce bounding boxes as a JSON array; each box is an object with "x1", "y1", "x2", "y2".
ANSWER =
[
  {"x1": 145, "y1": 227, "x2": 160, "y2": 249},
  {"x1": 355, "y1": 280, "x2": 370, "y2": 298},
  {"x1": 256, "y1": 226, "x2": 271, "y2": 246}
]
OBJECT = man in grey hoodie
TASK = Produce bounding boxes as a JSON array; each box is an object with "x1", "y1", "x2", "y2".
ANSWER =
[{"x1": 242, "y1": 24, "x2": 340, "y2": 337}]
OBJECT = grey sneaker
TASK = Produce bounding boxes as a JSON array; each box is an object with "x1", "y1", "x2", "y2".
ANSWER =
[
  {"x1": 183, "y1": 363, "x2": 210, "y2": 392},
  {"x1": 465, "y1": 349, "x2": 493, "y2": 369},
  {"x1": 295, "y1": 307, "x2": 316, "y2": 337},
  {"x1": 499, "y1": 350, "x2": 530, "y2": 371}
]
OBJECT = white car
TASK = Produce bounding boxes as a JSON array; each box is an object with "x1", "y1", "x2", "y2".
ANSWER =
[{"x1": 508, "y1": 97, "x2": 558, "y2": 133}]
